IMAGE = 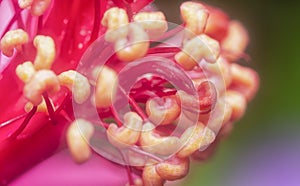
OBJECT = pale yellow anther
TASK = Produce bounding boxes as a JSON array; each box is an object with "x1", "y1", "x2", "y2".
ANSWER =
[
  {"x1": 18, "y1": 0, "x2": 51, "y2": 16},
  {"x1": 33, "y1": 35, "x2": 56, "y2": 70},
  {"x1": 133, "y1": 11, "x2": 168, "y2": 39},
  {"x1": 221, "y1": 21, "x2": 249, "y2": 61},
  {"x1": 15, "y1": 61, "x2": 36, "y2": 83},
  {"x1": 142, "y1": 163, "x2": 165, "y2": 186},
  {"x1": 146, "y1": 96, "x2": 181, "y2": 125},
  {"x1": 230, "y1": 63, "x2": 259, "y2": 101},
  {"x1": 201, "y1": 57, "x2": 232, "y2": 86},
  {"x1": 18, "y1": 0, "x2": 33, "y2": 8},
  {"x1": 58, "y1": 70, "x2": 91, "y2": 104},
  {"x1": 199, "y1": 99, "x2": 232, "y2": 134},
  {"x1": 23, "y1": 70, "x2": 60, "y2": 105},
  {"x1": 180, "y1": 1, "x2": 209, "y2": 36},
  {"x1": 95, "y1": 66, "x2": 118, "y2": 108},
  {"x1": 225, "y1": 90, "x2": 247, "y2": 121},
  {"x1": 155, "y1": 156, "x2": 189, "y2": 181},
  {"x1": 102, "y1": 7, "x2": 129, "y2": 30},
  {"x1": 115, "y1": 23, "x2": 149, "y2": 62},
  {"x1": 0, "y1": 29, "x2": 29, "y2": 57},
  {"x1": 102, "y1": 7, "x2": 129, "y2": 42},
  {"x1": 91, "y1": 66, "x2": 102, "y2": 81},
  {"x1": 66, "y1": 119, "x2": 95, "y2": 164},
  {"x1": 30, "y1": 0, "x2": 51, "y2": 16},
  {"x1": 199, "y1": 57, "x2": 232, "y2": 95},
  {"x1": 139, "y1": 122, "x2": 181, "y2": 156},
  {"x1": 107, "y1": 112, "x2": 143, "y2": 148},
  {"x1": 175, "y1": 34, "x2": 220, "y2": 70},
  {"x1": 24, "y1": 98, "x2": 53, "y2": 113},
  {"x1": 176, "y1": 90, "x2": 201, "y2": 116},
  {"x1": 177, "y1": 122, "x2": 215, "y2": 158}
]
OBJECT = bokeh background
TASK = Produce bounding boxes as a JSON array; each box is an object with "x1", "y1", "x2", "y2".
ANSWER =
[{"x1": 155, "y1": 1, "x2": 300, "y2": 186}]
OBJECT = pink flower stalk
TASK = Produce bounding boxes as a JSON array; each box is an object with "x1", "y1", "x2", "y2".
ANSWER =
[{"x1": 0, "y1": 0, "x2": 259, "y2": 185}]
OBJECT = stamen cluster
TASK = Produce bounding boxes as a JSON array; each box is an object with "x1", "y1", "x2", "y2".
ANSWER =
[{"x1": 0, "y1": 0, "x2": 259, "y2": 185}]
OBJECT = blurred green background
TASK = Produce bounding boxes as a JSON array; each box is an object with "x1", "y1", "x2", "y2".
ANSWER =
[{"x1": 156, "y1": 0, "x2": 300, "y2": 186}]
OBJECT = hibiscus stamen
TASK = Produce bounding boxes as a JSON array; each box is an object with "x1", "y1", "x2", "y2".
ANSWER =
[
  {"x1": 0, "y1": 1, "x2": 260, "y2": 185},
  {"x1": 23, "y1": 70, "x2": 60, "y2": 106},
  {"x1": 33, "y1": 35, "x2": 56, "y2": 70},
  {"x1": 147, "y1": 46, "x2": 180, "y2": 55},
  {"x1": 110, "y1": 106, "x2": 123, "y2": 127},
  {"x1": 0, "y1": 29, "x2": 29, "y2": 57},
  {"x1": 106, "y1": 112, "x2": 142, "y2": 148},
  {"x1": 66, "y1": 119, "x2": 95, "y2": 164},
  {"x1": 0, "y1": 113, "x2": 27, "y2": 128},
  {"x1": 37, "y1": 15, "x2": 44, "y2": 33},
  {"x1": 90, "y1": 0, "x2": 101, "y2": 43},
  {"x1": 16, "y1": 61, "x2": 36, "y2": 83},
  {"x1": 124, "y1": 2, "x2": 133, "y2": 21},
  {"x1": 61, "y1": 0, "x2": 82, "y2": 55},
  {"x1": 131, "y1": 0, "x2": 154, "y2": 13},
  {"x1": 60, "y1": 110, "x2": 73, "y2": 123},
  {"x1": 180, "y1": 1, "x2": 209, "y2": 37},
  {"x1": 133, "y1": 11, "x2": 168, "y2": 39},
  {"x1": 42, "y1": 92, "x2": 56, "y2": 124},
  {"x1": 8, "y1": 106, "x2": 37, "y2": 140},
  {"x1": 175, "y1": 34, "x2": 220, "y2": 70},
  {"x1": 54, "y1": 93, "x2": 71, "y2": 114},
  {"x1": 146, "y1": 96, "x2": 180, "y2": 125},
  {"x1": 140, "y1": 122, "x2": 181, "y2": 156},
  {"x1": 119, "y1": 86, "x2": 148, "y2": 121},
  {"x1": 94, "y1": 65, "x2": 119, "y2": 108},
  {"x1": 12, "y1": 0, "x2": 25, "y2": 27},
  {"x1": 58, "y1": 70, "x2": 91, "y2": 104}
]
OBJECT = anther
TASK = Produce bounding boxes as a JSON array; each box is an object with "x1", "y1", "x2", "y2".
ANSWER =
[
  {"x1": 66, "y1": 119, "x2": 95, "y2": 164},
  {"x1": 23, "y1": 70, "x2": 60, "y2": 105},
  {"x1": 180, "y1": 1, "x2": 209, "y2": 36},
  {"x1": 18, "y1": 0, "x2": 51, "y2": 16},
  {"x1": 139, "y1": 122, "x2": 181, "y2": 156},
  {"x1": 175, "y1": 34, "x2": 220, "y2": 70},
  {"x1": 146, "y1": 96, "x2": 181, "y2": 125},
  {"x1": 201, "y1": 57, "x2": 232, "y2": 90},
  {"x1": 95, "y1": 66, "x2": 118, "y2": 108},
  {"x1": 33, "y1": 35, "x2": 56, "y2": 70},
  {"x1": 229, "y1": 63, "x2": 259, "y2": 101},
  {"x1": 221, "y1": 21, "x2": 249, "y2": 61},
  {"x1": 15, "y1": 61, "x2": 36, "y2": 83},
  {"x1": 102, "y1": 7, "x2": 129, "y2": 42},
  {"x1": 24, "y1": 98, "x2": 52, "y2": 113},
  {"x1": 133, "y1": 11, "x2": 168, "y2": 39},
  {"x1": 0, "y1": 29, "x2": 29, "y2": 57},
  {"x1": 115, "y1": 23, "x2": 149, "y2": 62},
  {"x1": 18, "y1": 0, "x2": 33, "y2": 8},
  {"x1": 155, "y1": 156, "x2": 189, "y2": 181},
  {"x1": 225, "y1": 90, "x2": 247, "y2": 121},
  {"x1": 176, "y1": 81, "x2": 217, "y2": 116},
  {"x1": 58, "y1": 70, "x2": 91, "y2": 104},
  {"x1": 107, "y1": 112, "x2": 142, "y2": 148},
  {"x1": 177, "y1": 123, "x2": 215, "y2": 158},
  {"x1": 30, "y1": 0, "x2": 52, "y2": 16},
  {"x1": 142, "y1": 163, "x2": 165, "y2": 186}
]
